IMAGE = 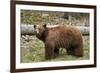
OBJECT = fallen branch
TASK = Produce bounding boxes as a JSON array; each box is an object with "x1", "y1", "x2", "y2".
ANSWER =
[{"x1": 21, "y1": 24, "x2": 89, "y2": 35}]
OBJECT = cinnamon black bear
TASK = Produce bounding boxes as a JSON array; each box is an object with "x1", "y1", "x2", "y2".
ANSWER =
[{"x1": 34, "y1": 24, "x2": 83, "y2": 59}]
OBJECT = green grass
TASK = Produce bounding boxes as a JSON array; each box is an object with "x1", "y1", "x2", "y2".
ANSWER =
[{"x1": 21, "y1": 36, "x2": 89, "y2": 63}]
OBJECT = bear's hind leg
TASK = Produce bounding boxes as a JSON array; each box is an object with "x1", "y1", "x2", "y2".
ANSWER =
[
  {"x1": 66, "y1": 48, "x2": 74, "y2": 56},
  {"x1": 54, "y1": 48, "x2": 59, "y2": 57},
  {"x1": 74, "y1": 47, "x2": 83, "y2": 57}
]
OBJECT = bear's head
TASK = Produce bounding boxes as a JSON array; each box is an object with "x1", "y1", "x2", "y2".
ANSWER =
[{"x1": 33, "y1": 24, "x2": 47, "y2": 41}]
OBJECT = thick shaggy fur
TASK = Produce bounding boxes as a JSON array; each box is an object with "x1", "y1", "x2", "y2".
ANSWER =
[{"x1": 34, "y1": 24, "x2": 83, "y2": 59}]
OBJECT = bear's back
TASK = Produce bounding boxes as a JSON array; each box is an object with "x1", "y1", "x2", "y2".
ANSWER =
[{"x1": 47, "y1": 25, "x2": 81, "y2": 38}]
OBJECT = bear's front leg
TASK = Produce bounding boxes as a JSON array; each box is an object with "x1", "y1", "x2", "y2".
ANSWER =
[{"x1": 45, "y1": 43, "x2": 55, "y2": 59}]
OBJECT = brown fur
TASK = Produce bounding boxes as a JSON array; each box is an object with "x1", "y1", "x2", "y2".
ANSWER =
[{"x1": 34, "y1": 24, "x2": 83, "y2": 59}]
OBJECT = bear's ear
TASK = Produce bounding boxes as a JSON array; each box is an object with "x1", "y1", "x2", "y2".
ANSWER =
[
  {"x1": 34, "y1": 25, "x2": 36, "y2": 28},
  {"x1": 43, "y1": 24, "x2": 47, "y2": 28}
]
